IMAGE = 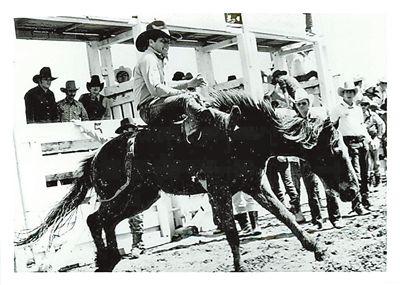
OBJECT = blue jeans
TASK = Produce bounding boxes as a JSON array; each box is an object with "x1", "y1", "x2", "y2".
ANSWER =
[{"x1": 266, "y1": 157, "x2": 300, "y2": 212}]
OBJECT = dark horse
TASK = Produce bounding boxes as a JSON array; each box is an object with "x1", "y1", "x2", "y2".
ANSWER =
[{"x1": 15, "y1": 89, "x2": 359, "y2": 272}]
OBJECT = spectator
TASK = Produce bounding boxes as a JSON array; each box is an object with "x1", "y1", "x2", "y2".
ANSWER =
[
  {"x1": 185, "y1": 72, "x2": 194, "y2": 80},
  {"x1": 115, "y1": 118, "x2": 144, "y2": 259},
  {"x1": 114, "y1": 66, "x2": 132, "y2": 83},
  {"x1": 265, "y1": 156, "x2": 306, "y2": 224},
  {"x1": 57, "y1": 80, "x2": 88, "y2": 122},
  {"x1": 292, "y1": 88, "x2": 345, "y2": 229},
  {"x1": 359, "y1": 96, "x2": 386, "y2": 187},
  {"x1": 172, "y1": 71, "x2": 185, "y2": 81},
  {"x1": 330, "y1": 81, "x2": 371, "y2": 214},
  {"x1": 376, "y1": 77, "x2": 387, "y2": 106},
  {"x1": 271, "y1": 69, "x2": 302, "y2": 107},
  {"x1": 79, "y1": 75, "x2": 112, "y2": 120},
  {"x1": 24, "y1": 67, "x2": 58, "y2": 124},
  {"x1": 133, "y1": 20, "x2": 241, "y2": 137}
]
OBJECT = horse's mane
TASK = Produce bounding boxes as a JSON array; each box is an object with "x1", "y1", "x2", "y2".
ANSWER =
[{"x1": 208, "y1": 88, "x2": 329, "y2": 149}]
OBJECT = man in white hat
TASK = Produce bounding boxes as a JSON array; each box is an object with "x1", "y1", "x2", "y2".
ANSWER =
[
  {"x1": 57, "y1": 80, "x2": 89, "y2": 122},
  {"x1": 330, "y1": 81, "x2": 371, "y2": 214},
  {"x1": 133, "y1": 20, "x2": 241, "y2": 137},
  {"x1": 114, "y1": 66, "x2": 132, "y2": 84},
  {"x1": 291, "y1": 88, "x2": 345, "y2": 229}
]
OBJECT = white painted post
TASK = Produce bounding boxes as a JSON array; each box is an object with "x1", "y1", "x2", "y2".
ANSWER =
[
  {"x1": 99, "y1": 46, "x2": 114, "y2": 87},
  {"x1": 195, "y1": 47, "x2": 215, "y2": 99},
  {"x1": 314, "y1": 38, "x2": 335, "y2": 110},
  {"x1": 237, "y1": 32, "x2": 264, "y2": 101},
  {"x1": 271, "y1": 50, "x2": 289, "y2": 71},
  {"x1": 86, "y1": 42, "x2": 101, "y2": 77}
]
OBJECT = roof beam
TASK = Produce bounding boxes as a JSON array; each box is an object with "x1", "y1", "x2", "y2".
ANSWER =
[
  {"x1": 97, "y1": 30, "x2": 134, "y2": 48},
  {"x1": 279, "y1": 44, "x2": 314, "y2": 56},
  {"x1": 199, "y1": 37, "x2": 237, "y2": 53}
]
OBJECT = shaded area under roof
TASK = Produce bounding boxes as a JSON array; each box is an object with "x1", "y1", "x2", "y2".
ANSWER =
[{"x1": 14, "y1": 16, "x2": 310, "y2": 51}]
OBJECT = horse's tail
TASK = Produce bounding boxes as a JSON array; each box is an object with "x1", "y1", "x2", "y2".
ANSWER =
[{"x1": 14, "y1": 154, "x2": 95, "y2": 246}]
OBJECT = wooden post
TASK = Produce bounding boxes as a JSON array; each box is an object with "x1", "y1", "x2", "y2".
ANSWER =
[
  {"x1": 195, "y1": 47, "x2": 215, "y2": 99},
  {"x1": 86, "y1": 42, "x2": 101, "y2": 77},
  {"x1": 237, "y1": 32, "x2": 264, "y2": 100},
  {"x1": 99, "y1": 46, "x2": 114, "y2": 87},
  {"x1": 271, "y1": 50, "x2": 289, "y2": 71},
  {"x1": 314, "y1": 38, "x2": 335, "y2": 109}
]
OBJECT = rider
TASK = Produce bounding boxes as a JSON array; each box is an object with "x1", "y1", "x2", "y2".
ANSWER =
[{"x1": 133, "y1": 20, "x2": 241, "y2": 137}]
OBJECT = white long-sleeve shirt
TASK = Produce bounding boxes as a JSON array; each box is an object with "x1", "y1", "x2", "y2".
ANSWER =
[{"x1": 330, "y1": 100, "x2": 370, "y2": 139}]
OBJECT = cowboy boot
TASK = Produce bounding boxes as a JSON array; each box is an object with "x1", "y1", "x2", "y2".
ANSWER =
[
  {"x1": 234, "y1": 213, "x2": 253, "y2": 236},
  {"x1": 208, "y1": 106, "x2": 241, "y2": 135},
  {"x1": 248, "y1": 211, "x2": 262, "y2": 235}
]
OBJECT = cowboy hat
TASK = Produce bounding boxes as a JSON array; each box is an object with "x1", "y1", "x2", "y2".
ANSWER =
[
  {"x1": 86, "y1": 75, "x2": 104, "y2": 91},
  {"x1": 115, "y1": 117, "x2": 137, "y2": 134},
  {"x1": 271, "y1": 69, "x2": 288, "y2": 84},
  {"x1": 294, "y1": 88, "x2": 313, "y2": 103},
  {"x1": 378, "y1": 77, "x2": 387, "y2": 83},
  {"x1": 114, "y1": 66, "x2": 132, "y2": 81},
  {"x1": 337, "y1": 80, "x2": 359, "y2": 97},
  {"x1": 135, "y1": 20, "x2": 181, "y2": 52},
  {"x1": 32, "y1": 67, "x2": 57, "y2": 83},
  {"x1": 60, "y1": 80, "x2": 79, "y2": 93},
  {"x1": 172, "y1": 71, "x2": 185, "y2": 81},
  {"x1": 359, "y1": 96, "x2": 372, "y2": 105},
  {"x1": 364, "y1": 86, "x2": 381, "y2": 98}
]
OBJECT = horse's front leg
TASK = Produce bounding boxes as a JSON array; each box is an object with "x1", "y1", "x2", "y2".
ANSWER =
[
  {"x1": 247, "y1": 174, "x2": 326, "y2": 261},
  {"x1": 210, "y1": 189, "x2": 245, "y2": 272}
]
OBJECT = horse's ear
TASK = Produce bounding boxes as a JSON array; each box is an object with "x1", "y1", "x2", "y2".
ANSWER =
[{"x1": 332, "y1": 118, "x2": 339, "y2": 130}]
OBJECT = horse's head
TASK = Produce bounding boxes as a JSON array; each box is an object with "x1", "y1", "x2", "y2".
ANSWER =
[{"x1": 303, "y1": 118, "x2": 359, "y2": 202}]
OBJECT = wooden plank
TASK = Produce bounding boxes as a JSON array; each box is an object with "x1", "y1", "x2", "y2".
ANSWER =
[
  {"x1": 108, "y1": 90, "x2": 136, "y2": 106},
  {"x1": 122, "y1": 103, "x2": 133, "y2": 118},
  {"x1": 41, "y1": 139, "x2": 102, "y2": 155},
  {"x1": 86, "y1": 42, "x2": 102, "y2": 77},
  {"x1": 237, "y1": 32, "x2": 264, "y2": 100},
  {"x1": 104, "y1": 81, "x2": 134, "y2": 96},
  {"x1": 45, "y1": 172, "x2": 76, "y2": 182},
  {"x1": 214, "y1": 78, "x2": 244, "y2": 90},
  {"x1": 99, "y1": 46, "x2": 114, "y2": 87},
  {"x1": 111, "y1": 105, "x2": 123, "y2": 120}
]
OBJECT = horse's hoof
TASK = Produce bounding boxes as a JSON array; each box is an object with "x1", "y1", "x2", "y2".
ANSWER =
[
  {"x1": 314, "y1": 246, "x2": 328, "y2": 261},
  {"x1": 234, "y1": 264, "x2": 248, "y2": 272}
]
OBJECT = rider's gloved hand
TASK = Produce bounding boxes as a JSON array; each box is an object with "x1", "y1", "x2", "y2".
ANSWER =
[{"x1": 188, "y1": 74, "x2": 207, "y2": 88}]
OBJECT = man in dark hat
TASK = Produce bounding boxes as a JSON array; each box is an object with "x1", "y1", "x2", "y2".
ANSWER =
[
  {"x1": 24, "y1": 67, "x2": 58, "y2": 124},
  {"x1": 57, "y1": 81, "x2": 88, "y2": 122},
  {"x1": 78, "y1": 75, "x2": 111, "y2": 120},
  {"x1": 133, "y1": 20, "x2": 241, "y2": 138}
]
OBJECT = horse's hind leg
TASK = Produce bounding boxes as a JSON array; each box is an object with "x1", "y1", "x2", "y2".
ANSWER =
[{"x1": 246, "y1": 176, "x2": 326, "y2": 261}]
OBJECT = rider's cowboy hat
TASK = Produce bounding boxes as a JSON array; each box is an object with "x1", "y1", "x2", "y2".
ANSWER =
[
  {"x1": 337, "y1": 80, "x2": 359, "y2": 97},
  {"x1": 114, "y1": 66, "x2": 132, "y2": 81},
  {"x1": 86, "y1": 75, "x2": 104, "y2": 92},
  {"x1": 294, "y1": 88, "x2": 314, "y2": 104},
  {"x1": 60, "y1": 80, "x2": 79, "y2": 93},
  {"x1": 33, "y1": 67, "x2": 57, "y2": 84},
  {"x1": 115, "y1": 117, "x2": 137, "y2": 134},
  {"x1": 271, "y1": 69, "x2": 288, "y2": 84},
  {"x1": 135, "y1": 20, "x2": 182, "y2": 52}
]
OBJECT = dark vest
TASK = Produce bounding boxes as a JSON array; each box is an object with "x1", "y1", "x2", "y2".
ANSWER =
[{"x1": 79, "y1": 93, "x2": 106, "y2": 120}]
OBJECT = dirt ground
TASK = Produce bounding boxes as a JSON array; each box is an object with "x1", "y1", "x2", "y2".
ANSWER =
[{"x1": 70, "y1": 182, "x2": 387, "y2": 272}]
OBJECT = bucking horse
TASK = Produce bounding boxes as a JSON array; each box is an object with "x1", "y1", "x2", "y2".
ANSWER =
[{"x1": 15, "y1": 88, "x2": 359, "y2": 272}]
